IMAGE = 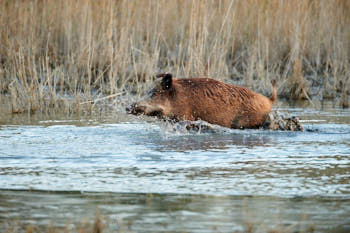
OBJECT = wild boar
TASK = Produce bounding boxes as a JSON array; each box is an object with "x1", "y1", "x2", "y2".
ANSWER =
[{"x1": 126, "y1": 73, "x2": 277, "y2": 129}]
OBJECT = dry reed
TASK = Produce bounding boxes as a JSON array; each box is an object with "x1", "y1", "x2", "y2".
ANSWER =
[{"x1": 0, "y1": 0, "x2": 349, "y2": 114}]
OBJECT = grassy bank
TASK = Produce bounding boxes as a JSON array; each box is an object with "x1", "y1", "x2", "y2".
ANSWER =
[{"x1": 0, "y1": 0, "x2": 349, "y2": 114}]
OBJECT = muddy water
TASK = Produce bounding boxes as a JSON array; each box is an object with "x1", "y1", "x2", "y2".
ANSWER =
[{"x1": 0, "y1": 101, "x2": 349, "y2": 232}]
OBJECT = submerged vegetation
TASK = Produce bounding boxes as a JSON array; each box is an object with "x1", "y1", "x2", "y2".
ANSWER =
[{"x1": 0, "y1": 0, "x2": 349, "y2": 114}]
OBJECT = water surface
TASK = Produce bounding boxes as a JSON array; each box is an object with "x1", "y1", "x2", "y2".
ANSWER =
[{"x1": 0, "y1": 101, "x2": 349, "y2": 232}]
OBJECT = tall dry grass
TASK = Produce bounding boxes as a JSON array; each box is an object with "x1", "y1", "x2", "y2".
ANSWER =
[{"x1": 0, "y1": 0, "x2": 349, "y2": 114}]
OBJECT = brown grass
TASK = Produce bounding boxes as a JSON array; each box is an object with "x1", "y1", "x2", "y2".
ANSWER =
[
  {"x1": 2, "y1": 216, "x2": 316, "y2": 233},
  {"x1": 2, "y1": 216, "x2": 107, "y2": 233},
  {"x1": 0, "y1": 0, "x2": 349, "y2": 114}
]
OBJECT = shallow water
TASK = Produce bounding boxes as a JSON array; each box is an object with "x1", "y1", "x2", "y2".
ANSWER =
[{"x1": 0, "y1": 101, "x2": 349, "y2": 232}]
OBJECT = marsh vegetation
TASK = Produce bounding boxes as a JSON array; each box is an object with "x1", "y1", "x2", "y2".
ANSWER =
[{"x1": 0, "y1": 0, "x2": 349, "y2": 114}]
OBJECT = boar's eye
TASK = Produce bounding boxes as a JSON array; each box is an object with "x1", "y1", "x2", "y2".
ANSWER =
[
  {"x1": 150, "y1": 92, "x2": 157, "y2": 98},
  {"x1": 146, "y1": 88, "x2": 157, "y2": 98}
]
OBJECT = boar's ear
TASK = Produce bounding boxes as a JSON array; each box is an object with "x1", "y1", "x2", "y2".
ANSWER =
[{"x1": 160, "y1": 73, "x2": 172, "y2": 90}]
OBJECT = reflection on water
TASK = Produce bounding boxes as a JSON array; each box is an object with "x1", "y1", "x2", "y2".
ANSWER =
[
  {"x1": 1, "y1": 190, "x2": 350, "y2": 233},
  {"x1": 145, "y1": 132, "x2": 273, "y2": 152},
  {"x1": 0, "y1": 100, "x2": 350, "y2": 232}
]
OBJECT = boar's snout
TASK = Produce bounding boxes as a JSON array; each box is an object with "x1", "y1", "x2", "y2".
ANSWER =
[
  {"x1": 126, "y1": 103, "x2": 145, "y2": 115},
  {"x1": 126, "y1": 102, "x2": 165, "y2": 118},
  {"x1": 125, "y1": 103, "x2": 133, "y2": 113}
]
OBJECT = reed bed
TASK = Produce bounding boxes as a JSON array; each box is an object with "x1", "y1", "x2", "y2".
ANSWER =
[{"x1": 0, "y1": 0, "x2": 349, "y2": 114}]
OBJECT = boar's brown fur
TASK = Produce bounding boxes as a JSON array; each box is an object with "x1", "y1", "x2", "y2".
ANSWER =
[{"x1": 127, "y1": 73, "x2": 277, "y2": 129}]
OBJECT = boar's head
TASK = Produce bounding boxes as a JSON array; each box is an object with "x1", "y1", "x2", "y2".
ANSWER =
[{"x1": 126, "y1": 73, "x2": 176, "y2": 119}]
